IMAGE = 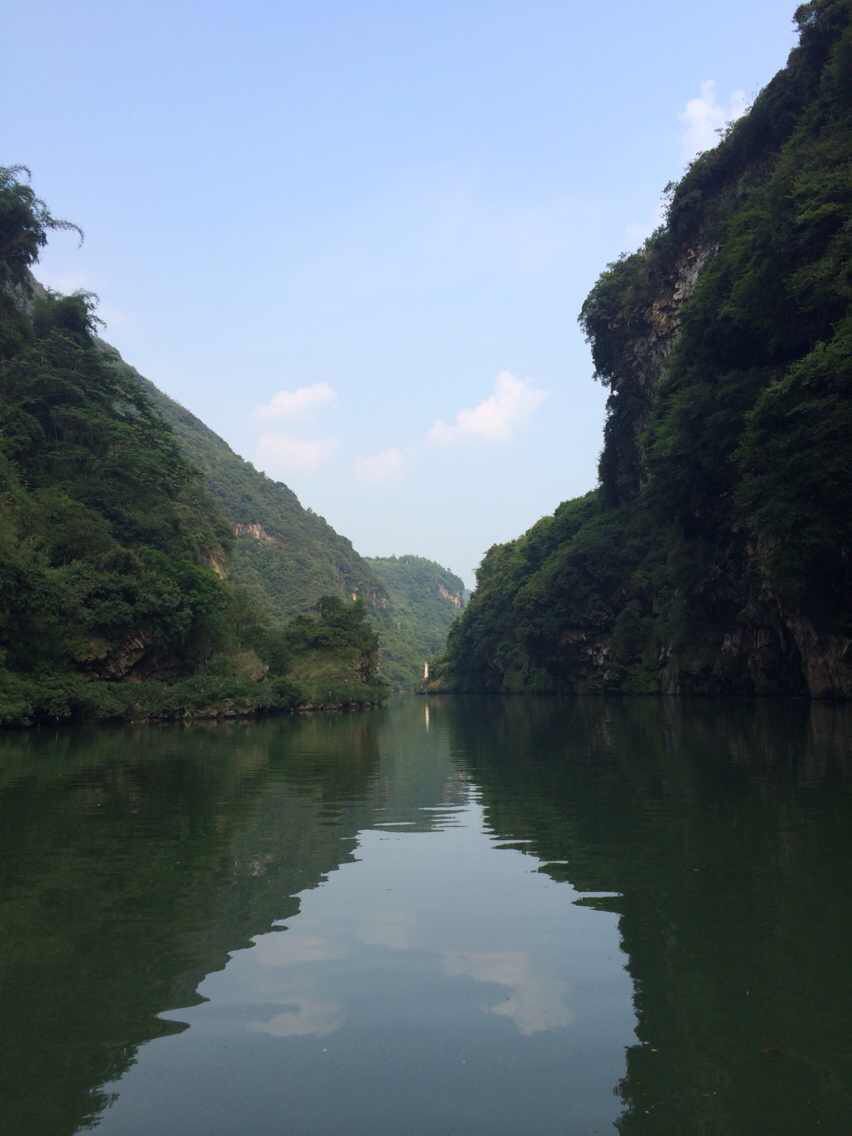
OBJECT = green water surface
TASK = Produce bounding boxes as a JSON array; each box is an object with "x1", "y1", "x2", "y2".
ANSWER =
[{"x1": 1, "y1": 697, "x2": 850, "y2": 1134}]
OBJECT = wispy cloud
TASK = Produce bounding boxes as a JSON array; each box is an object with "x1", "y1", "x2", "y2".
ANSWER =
[
  {"x1": 255, "y1": 432, "x2": 338, "y2": 475},
  {"x1": 255, "y1": 382, "x2": 336, "y2": 421},
  {"x1": 354, "y1": 447, "x2": 405, "y2": 484},
  {"x1": 250, "y1": 995, "x2": 343, "y2": 1039},
  {"x1": 626, "y1": 81, "x2": 749, "y2": 249},
  {"x1": 427, "y1": 371, "x2": 546, "y2": 446},
  {"x1": 679, "y1": 80, "x2": 748, "y2": 162},
  {"x1": 443, "y1": 951, "x2": 575, "y2": 1037}
]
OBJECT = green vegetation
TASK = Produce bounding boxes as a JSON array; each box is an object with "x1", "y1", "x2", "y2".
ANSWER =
[
  {"x1": 0, "y1": 167, "x2": 386, "y2": 724},
  {"x1": 125, "y1": 364, "x2": 389, "y2": 618},
  {"x1": 441, "y1": 0, "x2": 852, "y2": 698},
  {"x1": 366, "y1": 555, "x2": 466, "y2": 687},
  {"x1": 99, "y1": 357, "x2": 466, "y2": 689},
  {"x1": 269, "y1": 594, "x2": 384, "y2": 705}
]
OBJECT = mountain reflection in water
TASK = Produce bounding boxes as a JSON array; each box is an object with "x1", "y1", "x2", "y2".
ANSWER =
[{"x1": 0, "y1": 698, "x2": 850, "y2": 1135}]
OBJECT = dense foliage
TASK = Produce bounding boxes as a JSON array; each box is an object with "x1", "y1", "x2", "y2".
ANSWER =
[
  {"x1": 131, "y1": 369, "x2": 388, "y2": 617},
  {"x1": 366, "y1": 555, "x2": 466, "y2": 687},
  {"x1": 0, "y1": 168, "x2": 386, "y2": 723},
  {"x1": 267, "y1": 595, "x2": 385, "y2": 704},
  {"x1": 442, "y1": 0, "x2": 852, "y2": 698}
]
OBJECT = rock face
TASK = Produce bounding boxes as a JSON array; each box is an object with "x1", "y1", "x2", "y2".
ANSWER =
[
  {"x1": 205, "y1": 549, "x2": 228, "y2": 579},
  {"x1": 583, "y1": 230, "x2": 848, "y2": 698},
  {"x1": 80, "y1": 632, "x2": 163, "y2": 680},
  {"x1": 233, "y1": 522, "x2": 278, "y2": 545},
  {"x1": 350, "y1": 588, "x2": 389, "y2": 610},
  {"x1": 783, "y1": 613, "x2": 852, "y2": 701},
  {"x1": 438, "y1": 584, "x2": 464, "y2": 609}
]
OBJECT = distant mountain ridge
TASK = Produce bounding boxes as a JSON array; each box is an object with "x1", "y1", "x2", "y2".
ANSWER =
[
  {"x1": 365, "y1": 555, "x2": 466, "y2": 686},
  {"x1": 0, "y1": 163, "x2": 457, "y2": 721},
  {"x1": 104, "y1": 351, "x2": 466, "y2": 688}
]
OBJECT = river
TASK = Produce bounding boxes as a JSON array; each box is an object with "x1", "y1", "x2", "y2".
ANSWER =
[{"x1": 1, "y1": 696, "x2": 850, "y2": 1134}]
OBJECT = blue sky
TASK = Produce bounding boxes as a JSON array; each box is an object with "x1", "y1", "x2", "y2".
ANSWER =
[{"x1": 5, "y1": 1, "x2": 797, "y2": 585}]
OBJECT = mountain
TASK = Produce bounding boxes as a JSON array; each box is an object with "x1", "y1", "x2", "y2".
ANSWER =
[
  {"x1": 93, "y1": 355, "x2": 465, "y2": 689},
  {"x1": 120, "y1": 358, "x2": 390, "y2": 619},
  {"x1": 0, "y1": 164, "x2": 464, "y2": 720},
  {"x1": 440, "y1": 0, "x2": 852, "y2": 699},
  {"x1": 365, "y1": 555, "x2": 466, "y2": 687},
  {"x1": 0, "y1": 167, "x2": 386, "y2": 722}
]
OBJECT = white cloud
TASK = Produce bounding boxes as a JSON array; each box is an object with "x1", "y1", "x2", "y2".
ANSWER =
[
  {"x1": 679, "y1": 80, "x2": 748, "y2": 163},
  {"x1": 253, "y1": 933, "x2": 342, "y2": 967},
  {"x1": 427, "y1": 371, "x2": 546, "y2": 446},
  {"x1": 251, "y1": 996, "x2": 343, "y2": 1039},
  {"x1": 353, "y1": 447, "x2": 405, "y2": 484},
  {"x1": 357, "y1": 910, "x2": 415, "y2": 950},
  {"x1": 443, "y1": 951, "x2": 575, "y2": 1036},
  {"x1": 255, "y1": 381, "x2": 336, "y2": 421},
  {"x1": 625, "y1": 81, "x2": 750, "y2": 250},
  {"x1": 255, "y1": 432, "x2": 338, "y2": 475}
]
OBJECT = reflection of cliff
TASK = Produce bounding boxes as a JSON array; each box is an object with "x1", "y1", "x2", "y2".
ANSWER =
[
  {"x1": 0, "y1": 715, "x2": 383, "y2": 1136},
  {"x1": 4, "y1": 699, "x2": 850, "y2": 1135},
  {"x1": 0, "y1": 702, "x2": 477, "y2": 1136},
  {"x1": 442, "y1": 697, "x2": 852, "y2": 1134}
]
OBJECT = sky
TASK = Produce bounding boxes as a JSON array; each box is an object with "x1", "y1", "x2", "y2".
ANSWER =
[{"x1": 4, "y1": 1, "x2": 798, "y2": 586}]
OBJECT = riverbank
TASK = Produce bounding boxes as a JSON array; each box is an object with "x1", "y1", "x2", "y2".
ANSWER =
[{"x1": 0, "y1": 671, "x2": 387, "y2": 728}]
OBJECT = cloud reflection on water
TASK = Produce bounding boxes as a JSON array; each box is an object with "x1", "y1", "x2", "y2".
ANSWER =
[
  {"x1": 444, "y1": 950, "x2": 575, "y2": 1036},
  {"x1": 251, "y1": 995, "x2": 344, "y2": 1039}
]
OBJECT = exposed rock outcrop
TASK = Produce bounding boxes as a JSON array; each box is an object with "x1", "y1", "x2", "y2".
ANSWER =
[
  {"x1": 233, "y1": 522, "x2": 278, "y2": 544},
  {"x1": 438, "y1": 584, "x2": 464, "y2": 609}
]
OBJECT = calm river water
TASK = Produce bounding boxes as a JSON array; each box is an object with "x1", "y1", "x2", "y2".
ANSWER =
[{"x1": 1, "y1": 697, "x2": 851, "y2": 1134}]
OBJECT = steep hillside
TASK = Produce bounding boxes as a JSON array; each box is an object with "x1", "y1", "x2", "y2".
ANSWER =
[
  {"x1": 0, "y1": 167, "x2": 386, "y2": 723},
  {"x1": 365, "y1": 555, "x2": 466, "y2": 687},
  {"x1": 112, "y1": 357, "x2": 390, "y2": 619},
  {"x1": 441, "y1": 0, "x2": 852, "y2": 699},
  {"x1": 94, "y1": 356, "x2": 466, "y2": 687},
  {"x1": 95, "y1": 352, "x2": 472, "y2": 688}
]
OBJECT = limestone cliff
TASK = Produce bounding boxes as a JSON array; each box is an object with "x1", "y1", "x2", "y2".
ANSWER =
[{"x1": 442, "y1": 0, "x2": 852, "y2": 699}]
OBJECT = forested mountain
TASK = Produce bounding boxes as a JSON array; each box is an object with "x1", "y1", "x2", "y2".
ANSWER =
[
  {"x1": 365, "y1": 555, "x2": 466, "y2": 687},
  {"x1": 0, "y1": 164, "x2": 466, "y2": 721},
  {"x1": 124, "y1": 361, "x2": 389, "y2": 617},
  {"x1": 0, "y1": 166, "x2": 385, "y2": 722},
  {"x1": 95, "y1": 356, "x2": 464, "y2": 689},
  {"x1": 441, "y1": 0, "x2": 851, "y2": 699}
]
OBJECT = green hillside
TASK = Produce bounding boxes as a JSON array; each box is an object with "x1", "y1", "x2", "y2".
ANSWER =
[
  {"x1": 122, "y1": 361, "x2": 390, "y2": 618},
  {"x1": 0, "y1": 166, "x2": 386, "y2": 723},
  {"x1": 440, "y1": 0, "x2": 852, "y2": 699},
  {"x1": 99, "y1": 358, "x2": 465, "y2": 687},
  {"x1": 365, "y1": 555, "x2": 466, "y2": 687}
]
